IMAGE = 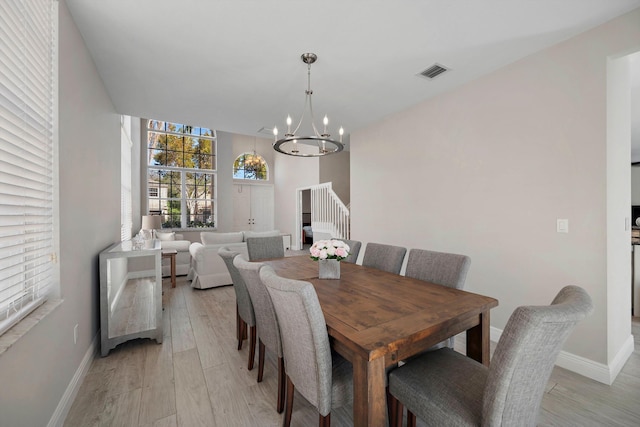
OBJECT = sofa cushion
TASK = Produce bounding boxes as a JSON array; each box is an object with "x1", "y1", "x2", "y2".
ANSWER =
[
  {"x1": 243, "y1": 230, "x2": 281, "y2": 240},
  {"x1": 155, "y1": 231, "x2": 176, "y2": 241},
  {"x1": 201, "y1": 231, "x2": 244, "y2": 245},
  {"x1": 160, "y1": 240, "x2": 191, "y2": 251}
]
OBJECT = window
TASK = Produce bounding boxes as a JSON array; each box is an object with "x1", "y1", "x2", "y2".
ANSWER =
[
  {"x1": 0, "y1": 0, "x2": 57, "y2": 336},
  {"x1": 233, "y1": 152, "x2": 269, "y2": 181},
  {"x1": 147, "y1": 120, "x2": 216, "y2": 228}
]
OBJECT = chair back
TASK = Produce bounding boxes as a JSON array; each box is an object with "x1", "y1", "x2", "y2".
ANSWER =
[
  {"x1": 483, "y1": 285, "x2": 594, "y2": 426},
  {"x1": 334, "y1": 239, "x2": 362, "y2": 264},
  {"x1": 219, "y1": 247, "x2": 255, "y2": 325},
  {"x1": 234, "y1": 255, "x2": 283, "y2": 357},
  {"x1": 362, "y1": 242, "x2": 406, "y2": 274},
  {"x1": 247, "y1": 236, "x2": 285, "y2": 261},
  {"x1": 260, "y1": 265, "x2": 333, "y2": 416},
  {"x1": 405, "y1": 249, "x2": 471, "y2": 289}
]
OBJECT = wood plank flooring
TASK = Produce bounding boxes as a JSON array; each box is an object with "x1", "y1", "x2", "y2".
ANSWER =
[{"x1": 65, "y1": 272, "x2": 640, "y2": 427}]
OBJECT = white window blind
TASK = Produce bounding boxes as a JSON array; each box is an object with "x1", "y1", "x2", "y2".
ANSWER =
[
  {"x1": 121, "y1": 115, "x2": 132, "y2": 241},
  {"x1": 0, "y1": 0, "x2": 56, "y2": 336}
]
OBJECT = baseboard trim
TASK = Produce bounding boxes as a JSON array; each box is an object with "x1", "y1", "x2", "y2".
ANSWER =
[
  {"x1": 489, "y1": 326, "x2": 634, "y2": 385},
  {"x1": 47, "y1": 331, "x2": 99, "y2": 427}
]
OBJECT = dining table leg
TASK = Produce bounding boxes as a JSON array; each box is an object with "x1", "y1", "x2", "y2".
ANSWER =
[
  {"x1": 466, "y1": 310, "x2": 491, "y2": 366},
  {"x1": 352, "y1": 356, "x2": 387, "y2": 427}
]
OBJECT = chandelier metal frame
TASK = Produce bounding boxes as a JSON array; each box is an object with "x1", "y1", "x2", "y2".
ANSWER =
[{"x1": 272, "y1": 53, "x2": 344, "y2": 157}]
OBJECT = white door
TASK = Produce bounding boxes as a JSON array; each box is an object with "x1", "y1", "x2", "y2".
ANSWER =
[
  {"x1": 233, "y1": 184, "x2": 274, "y2": 231},
  {"x1": 233, "y1": 184, "x2": 252, "y2": 231},
  {"x1": 250, "y1": 185, "x2": 274, "y2": 231}
]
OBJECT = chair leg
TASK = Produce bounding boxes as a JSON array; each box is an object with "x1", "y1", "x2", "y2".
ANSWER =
[
  {"x1": 283, "y1": 376, "x2": 295, "y2": 427},
  {"x1": 257, "y1": 340, "x2": 265, "y2": 382},
  {"x1": 247, "y1": 325, "x2": 256, "y2": 371},
  {"x1": 319, "y1": 413, "x2": 330, "y2": 427},
  {"x1": 407, "y1": 410, "x2": 416, "y2": 427},
  {"x1": 237, "y1": 318, "x2": 245, "y2": 350},
  {"x1": 395, "y1": 402, "x2": 405, "y2": 427},
  {"x1": 387, "y1": 387, "x2": 397, "y2": 427},
  {"x1": 277, "y1": 356, "x2": 285, "y2": 414},
  {"x1": 236, "y1": 304, "x2": 240, "y2": 342},
  {"x1": 387, "y1": 391, "x2": 403, "y2": 427}
]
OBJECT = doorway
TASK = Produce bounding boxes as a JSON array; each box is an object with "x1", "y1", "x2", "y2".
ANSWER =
[{"x1": 607, "y1": 48, "x2": 639, "y2": 382}]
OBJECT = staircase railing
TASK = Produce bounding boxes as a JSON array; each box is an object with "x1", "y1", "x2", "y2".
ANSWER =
[{"x1": 310, "y1": 183, "x2": 350, "y2": 240}]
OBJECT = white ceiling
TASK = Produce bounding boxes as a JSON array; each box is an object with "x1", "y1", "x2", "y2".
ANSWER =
[{"x1": 65, "y1": 0, "x2": 640, "y2": 146}]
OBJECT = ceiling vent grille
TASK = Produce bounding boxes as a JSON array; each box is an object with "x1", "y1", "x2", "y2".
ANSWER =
[
  {"x1": 257, "y1": 126, "x2": 274, "y2": 136},
  {"x1": 419, "y1": 63, "x2": 450, "y2": 80}
]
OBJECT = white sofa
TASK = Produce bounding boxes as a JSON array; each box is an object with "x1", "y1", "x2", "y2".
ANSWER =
[
  {"x1": 188, "y1": 230, "x2": 281, "y2": 289},
  {"x1": 155, "y1": 231, "x2": 192, "y2": 277}
]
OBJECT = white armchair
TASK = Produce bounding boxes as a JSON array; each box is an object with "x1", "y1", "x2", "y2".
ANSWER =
[
  {"x1": 188, "y1": 231, "x2": 248, "y2": 289},
  {"x1": 188, "y1": 230, "x2": 281, "y2": 289}
]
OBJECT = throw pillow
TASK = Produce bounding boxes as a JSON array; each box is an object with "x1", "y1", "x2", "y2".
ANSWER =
[{"x1": 155, "y1": 231, "x2": 176, "y2": 241}]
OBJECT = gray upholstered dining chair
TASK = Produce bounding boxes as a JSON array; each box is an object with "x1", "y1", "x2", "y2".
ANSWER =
[
  {"x1": 405, "y1": 248, "x2": 471, "y2": 289},
  {"x1": 362, "y1": 242, "x2": 407, "y2": 274},
  {"x1": 234, "y1": 255, "x2": 286, "y2": 414},
  {"x1": 388, "y1": 285, "x2": 593, "y2": 427},
  {"x1": 260, "y1": 265, "x2": 353, "y2": 427},
  {"x1": 219, "y1": 247, "x2": 256, "y2": 371},
  {"x1": 405, "y1": 248, "x2": 472, "y2": 348},
  {"x1": 333, "y1": 238, "x2": 362, "y2": 264},
  {"x1": 246, "y1": 235, "x2": 285, "y2": 261}
]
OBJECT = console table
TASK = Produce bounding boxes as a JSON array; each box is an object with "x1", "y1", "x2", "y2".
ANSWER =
[{"x1": 99, "y1": 240, "x2": 163, "y2": 356}]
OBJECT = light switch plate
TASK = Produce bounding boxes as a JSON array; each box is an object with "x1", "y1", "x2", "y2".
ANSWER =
[{"x1": 557, "y1": 219, "x2": 569, "y2": 233}]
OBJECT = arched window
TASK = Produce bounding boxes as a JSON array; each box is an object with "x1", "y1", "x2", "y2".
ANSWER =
[{"x1": 233, "y1": 152, "x2": 269, "y2": 180}]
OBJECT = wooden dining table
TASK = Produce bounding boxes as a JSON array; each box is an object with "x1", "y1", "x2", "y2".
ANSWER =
[{"x1": 262, "y1": 255, "x2": 498, "y2": 427}]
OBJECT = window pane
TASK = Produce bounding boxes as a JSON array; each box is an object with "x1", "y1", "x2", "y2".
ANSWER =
[
  {"x1": 186, "y1": 199, "x2": 214, "y2": 228},
  {"x1": 233, "y1": 152, "x2": 268, "y2": 180},
  {"x1": 167, "y1": 122, "x2": 183, "y2": 134}
]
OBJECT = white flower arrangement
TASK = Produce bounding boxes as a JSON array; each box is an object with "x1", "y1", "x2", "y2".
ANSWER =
[{"x1": 309, "y1": 239, "x2": 350, "y2": 261}]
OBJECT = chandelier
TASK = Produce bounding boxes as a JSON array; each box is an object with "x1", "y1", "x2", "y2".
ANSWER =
[
  {"x1": 272, "y1": 53, "x2": 344, "y2": 157},
  {"x1": 243, "y1": 151, "x2": 265, "y2": 174}
]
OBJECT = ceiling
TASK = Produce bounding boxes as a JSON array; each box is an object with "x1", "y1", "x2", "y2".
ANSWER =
[{"x1": 65, "y1": 0, "x2": 640, "y2": 147}]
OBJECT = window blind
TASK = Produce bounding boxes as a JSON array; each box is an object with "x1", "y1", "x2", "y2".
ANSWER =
[
  {"x1": 0, "y1": 0, "x2": 56, "y2": 336},
  {"x1": 121, "y1": 115, "x2": 132, "y2": 241}
]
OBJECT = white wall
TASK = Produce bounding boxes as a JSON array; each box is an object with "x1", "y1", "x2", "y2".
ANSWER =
[
  {"x1": 351, "y1": 8, "x2": 640, "y2": 376},
  {"x1": 274, "y1": 154, "x2": 320, "y2": 246},
  {"x1": 0, "y1": 1, "x2": 121, "y2": 426}
]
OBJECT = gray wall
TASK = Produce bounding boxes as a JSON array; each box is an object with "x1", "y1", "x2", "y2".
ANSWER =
[
  {"x1": 351, "y1": 8, "x2": 640, "y2": 372},
  {"x1": 319, "y1": 150, "x2": 350, "y2": 205},
  {"x1": 0, "y1": 2, "x2": 121, "y2": 425}
]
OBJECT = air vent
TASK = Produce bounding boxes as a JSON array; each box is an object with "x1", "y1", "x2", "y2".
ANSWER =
[
  {"x1": 418, "y1": 63, "x2": 450, "y2": 80},
  {"x1": 257, "y1": 127, "x2": 275, "y2": 136}
]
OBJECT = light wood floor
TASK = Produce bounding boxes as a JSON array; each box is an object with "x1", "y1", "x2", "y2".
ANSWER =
[{"x1": 64, "y1": 273, "x2": 640, "y2": 427}]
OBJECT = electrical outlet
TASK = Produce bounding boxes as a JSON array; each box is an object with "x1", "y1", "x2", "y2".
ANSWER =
[{"x1": 74, "y1": 324, "x2": 78, "y2": 344}]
